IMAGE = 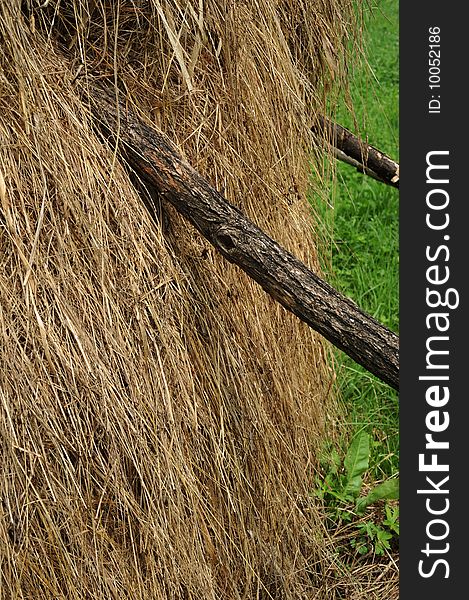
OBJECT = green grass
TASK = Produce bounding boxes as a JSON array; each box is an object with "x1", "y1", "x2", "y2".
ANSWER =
[{"x1": 316, "y1": 0, "x2": 399, "y2": 481}]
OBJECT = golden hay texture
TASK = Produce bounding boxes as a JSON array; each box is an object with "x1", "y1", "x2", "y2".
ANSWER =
[{"x1": 0, "y1": 1, "x2": 395, "y2": 598}]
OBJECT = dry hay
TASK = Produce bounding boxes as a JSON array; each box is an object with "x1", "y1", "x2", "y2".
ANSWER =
[{"x1": 0, "y1": 1, "x2": 395, "y2": 598}]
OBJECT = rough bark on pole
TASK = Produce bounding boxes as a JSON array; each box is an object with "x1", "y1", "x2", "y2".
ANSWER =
[
  {"x1": 87, "y1": 84, "x2": 399, "y2": 390},
  {"x1": 313, "y1": 115, "x2": 400, "y2": 188}
]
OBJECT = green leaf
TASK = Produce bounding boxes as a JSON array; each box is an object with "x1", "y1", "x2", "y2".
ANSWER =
[
  {"x1": 356, "y1": 478, "x2": 399, "y2": 514},
  {"x1": 374, "y1": 528, "x2": 393, "y2": 555},
  {"x1": 330, "y1": 448, "x2": 342, "y2": 473},
  {"x1": 342, "y1": 432, "x2": 370, "y2": 500},
  {"x1": 383, "y1": 504, "x2": 400, "y2": 535}
]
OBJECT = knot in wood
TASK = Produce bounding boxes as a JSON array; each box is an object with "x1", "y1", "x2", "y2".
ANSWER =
[{"x1": 215, "y1": 228, "x2": 236, "y2": 252}]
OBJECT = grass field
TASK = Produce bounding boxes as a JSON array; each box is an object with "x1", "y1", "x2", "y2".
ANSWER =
[{"x1": 318, "y1": 0, "x2": 399, "y2": 480}]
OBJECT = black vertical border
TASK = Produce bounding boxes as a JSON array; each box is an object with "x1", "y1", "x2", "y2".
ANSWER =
[{"x1": 400, "y1": 3, "x2": 466, "y2": 598}]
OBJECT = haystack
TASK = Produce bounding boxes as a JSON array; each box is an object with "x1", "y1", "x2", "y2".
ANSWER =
[{"x1": 0, "y1": 1, "x2": 376, "y2": 598}]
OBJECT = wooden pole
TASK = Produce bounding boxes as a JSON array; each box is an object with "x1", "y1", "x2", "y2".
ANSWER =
[
  {"x1": 88, "y1": 84, "x2": 399, "y2": 390},
  {"x1": 313, "y1": 115, "x2": 400, "y2": 188}
]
